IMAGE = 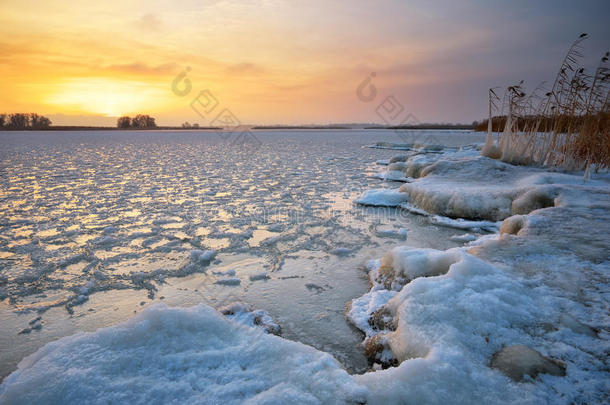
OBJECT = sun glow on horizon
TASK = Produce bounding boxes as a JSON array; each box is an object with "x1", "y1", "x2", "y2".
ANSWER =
[{"x1": 43, "y1": 78, "x2": 166, "y2": 117}]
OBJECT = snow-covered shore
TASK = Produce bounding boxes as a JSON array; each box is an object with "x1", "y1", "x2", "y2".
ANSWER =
[
  {"x1": 349, "y1": 146, "x2": 609, "y2": 403},
  {"x1": 1, "y1": 141, "x2": 608, "y2": 404}
]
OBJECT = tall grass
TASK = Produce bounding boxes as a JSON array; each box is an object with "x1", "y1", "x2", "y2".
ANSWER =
[{"x1": 481, "y1": 34, "x2": 609, "y2": 176}]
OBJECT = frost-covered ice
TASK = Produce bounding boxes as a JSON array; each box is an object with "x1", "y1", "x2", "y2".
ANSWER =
[{"x1": 0, "y1": 129, "x2": 481, "y2": 380}]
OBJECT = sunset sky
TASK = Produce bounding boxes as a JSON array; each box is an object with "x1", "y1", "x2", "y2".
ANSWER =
[{"x1": 1, "y1": 0, "x2": 608, "y2": 126}]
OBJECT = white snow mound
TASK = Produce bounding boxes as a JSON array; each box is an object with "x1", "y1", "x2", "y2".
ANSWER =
[{"x1": 0, "y1": 303, "x2": 368, "y2": 404}]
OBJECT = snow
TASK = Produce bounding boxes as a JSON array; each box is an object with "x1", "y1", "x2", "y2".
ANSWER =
[
  {"x1": 352, "y1": 247, "x2": 608, "y2": 404},
  {"x1": 347, "y1": 289, "x2": 397, "y2": 337},
  {"x1": 394, "y1": 152, "x2": 606, "y2": 222},
  {"x1": 0, "y1": 304, "x2": 367, "y2": 404},
  {"x1": 376, "y1": 247, "x2": 461, "y2": 289},
  {"x1": 355, "y1": 188, "x2": 409, "y2": 207},
  {"x1": 348, "y1": 144, "x2": 610, "y2": 403},
  {"x1": 217, "y1": 302, "x2": 280, "y2": 334}
]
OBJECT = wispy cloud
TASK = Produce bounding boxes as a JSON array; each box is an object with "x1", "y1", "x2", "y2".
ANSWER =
[
  {"x1": 104, "y1": 62, "x2": 179, "y2": 75},
  {"x1": 136, "y1": 13, "x2": 163, "y2": 32},
  {"x1": 225, "y1": 62, "x2": 265, "y2": 75}
]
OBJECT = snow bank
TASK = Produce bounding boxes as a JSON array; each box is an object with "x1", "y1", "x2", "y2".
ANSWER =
[
  {"x1": 351, "y1": 247, "x2": 608, "y2": 404},
  {"x1": 394, "y1": 152, "x2": 605, "y2": 221},
  {"x1": 376, "y1": 247, "x2": 461, "y2": 290},
  {"x1": 0, "y1": 304, "x2": 368, "y2": 404},
  {"x1": 348, "y1": 145, "x2": 609, "y2": 403}
]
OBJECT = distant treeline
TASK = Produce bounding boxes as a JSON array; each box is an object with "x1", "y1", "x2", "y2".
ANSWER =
[
  {"x1": 377, "y1": 123, "x2": 475, "y2": 130},
  {"x1": 117, "y1": 114, "x2": 157, "y2": 128},
  {"x1": 475, "y1": 114, "x2": 609, "y2": 133},
  {"x1": 0, "y1": 113, "x2": 52, "y2": 129},
  {"x1": 252, "y1": 125, "x2": 349, "y2": 130}
]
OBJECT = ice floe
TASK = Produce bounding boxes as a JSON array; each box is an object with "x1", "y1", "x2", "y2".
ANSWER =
[{"x1": 355, "y1": 189, "x2": 409, "y2": 207}]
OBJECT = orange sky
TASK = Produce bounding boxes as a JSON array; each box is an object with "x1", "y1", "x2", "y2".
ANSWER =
[{"x1": 1, "y1": 0, "x2": 608, "y2": 126}]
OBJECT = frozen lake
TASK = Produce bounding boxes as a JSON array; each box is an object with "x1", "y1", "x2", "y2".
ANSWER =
[{"x1": 0, "y1": 129, "x2": 485, "y2": 379}]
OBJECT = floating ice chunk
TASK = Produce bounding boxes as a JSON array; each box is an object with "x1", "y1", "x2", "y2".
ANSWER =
[
  {"x1": 355, "y1": 189, "x2": 409, "y2": 207},
  {"x1": 450, "y1": 233, "x2": 477, "y2": 242},
  {"x1": 375, "y1": 159, "x2": 390, "y2": 165},
  {"x1": 367, "y1": 142, "x2": 414, "y2": 150},
  {"x1": 102, "y1": 226, "x2": 118, "y2": 235},
  {"x1": 429, "y1": 215, "x2": 500, "y2": 232},
  {"x1": 0, "y1": 304, "x2": 367, "y2": 404},
  {"x1": 249, "y1": 272, "x2": 269, "y2": 281},
  {"x1": 305, "y1": 283, "x2": 325, "y2": 292},
  {"x1": 417, "y1": 144, "x2": 444, "y2": 152},
  {"x1": 267, "y1": 223, "x2": 284, "y2": 232},
  {"x1": 212, "y1": 268, "x2": 236, "y2": 276},
  {"x1": 78, "y1": 279, "x2": 96, "y2": 295},
  {"x1": 256, "y1": 235, "x2": 280, "y2": 247},
  {"x1": 375, "y1": 228, "x2": 407, "y2": 240},
  {"x1": 190, "y1": 249, "x2": 216, "y2": 264},
  {"x1": 370, "y1": 171, "x2": 411, "y2": 182},
  {"x1": 389, "y1": 155, "x2": 408, "y2": 163},
  {"x1": 214, "y1": 277, "x2": 241, "y2": 286},
  {"x1": 94, "y1": 236, "x2": 118, "y2": 246},
  {"x1": 330, "y1": 247, "x2": 352, "y2": 256}
]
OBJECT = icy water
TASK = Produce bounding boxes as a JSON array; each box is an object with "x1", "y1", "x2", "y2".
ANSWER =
[{"x1": 0, "y1": 129, "x2": 484, "y2": 379}]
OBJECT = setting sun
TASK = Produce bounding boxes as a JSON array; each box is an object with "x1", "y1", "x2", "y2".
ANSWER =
[{"x1": 43, "y1": 78, "x2": 166, "y2": 117}]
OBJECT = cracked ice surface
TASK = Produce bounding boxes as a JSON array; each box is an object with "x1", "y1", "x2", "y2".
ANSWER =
[{"x1": 0, "y1": 129, "x2": 483, "y2": 380}]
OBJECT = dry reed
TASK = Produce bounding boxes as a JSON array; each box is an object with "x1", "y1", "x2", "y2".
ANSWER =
[{"x1": 481, "y1": 34, "x2": 609, "y2": 176}]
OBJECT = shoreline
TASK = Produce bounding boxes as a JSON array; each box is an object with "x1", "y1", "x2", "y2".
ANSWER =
[{"x1": 0, "y1": 125, "x2": 475, "y2": 132}]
